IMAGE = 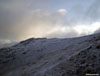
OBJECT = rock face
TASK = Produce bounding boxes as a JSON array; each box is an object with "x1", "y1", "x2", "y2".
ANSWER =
[{"x1": 0, "y1": 33, "x2": 100, "y2": 76}]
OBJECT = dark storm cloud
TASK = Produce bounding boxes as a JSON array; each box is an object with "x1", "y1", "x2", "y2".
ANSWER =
[
  {"x1": 0, "y1": 0, "x2": 29, "y2": 39},
  {"x1": 0, "y1": 0, "x2": 69, "y2": 44},
  {"x1": 0, "y1": 0, "x2": 33, "y2": 46}
]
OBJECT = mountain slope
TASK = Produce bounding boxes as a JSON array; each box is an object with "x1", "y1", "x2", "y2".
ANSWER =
[{"x1": 0, "y1": 33, "x2": 100, "y2": 76}]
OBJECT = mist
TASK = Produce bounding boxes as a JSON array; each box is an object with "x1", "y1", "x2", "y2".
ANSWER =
[{"x1": 0, "y1": 0, "x2": 100, "y2": 46}]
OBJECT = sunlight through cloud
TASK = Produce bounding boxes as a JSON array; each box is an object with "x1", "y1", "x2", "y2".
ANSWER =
[{"x1": 57, "y1": 9, "x2": 67, "y2": 15}]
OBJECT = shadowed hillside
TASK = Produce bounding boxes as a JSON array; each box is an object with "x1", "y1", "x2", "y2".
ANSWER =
[{"x1": 0, "y1": 33, "x2": 100, "y2": 76}]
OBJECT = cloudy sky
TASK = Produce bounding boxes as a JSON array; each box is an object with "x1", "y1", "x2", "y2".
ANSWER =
[{"x1": 0, "y1": 0, "x2": 100, "y2": 45}]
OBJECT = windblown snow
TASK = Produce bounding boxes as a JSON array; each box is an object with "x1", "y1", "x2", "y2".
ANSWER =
[{"x1": 0, "y1": 33, "x2": 100, "y2": 76}]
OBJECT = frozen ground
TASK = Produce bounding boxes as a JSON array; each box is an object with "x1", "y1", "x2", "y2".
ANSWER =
[{"x1": 0, "y1": 33, "x2": 100, "y2": 76}]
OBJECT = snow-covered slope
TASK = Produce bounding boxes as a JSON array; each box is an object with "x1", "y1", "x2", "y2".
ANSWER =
[{"x1": 0, "y1": 33, "x2": 100, "y2": 76}]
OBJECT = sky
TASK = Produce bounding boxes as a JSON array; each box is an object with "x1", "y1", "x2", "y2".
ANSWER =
[{"x1": 0, "y1": 0, "x2": 100, "y2": 46}]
